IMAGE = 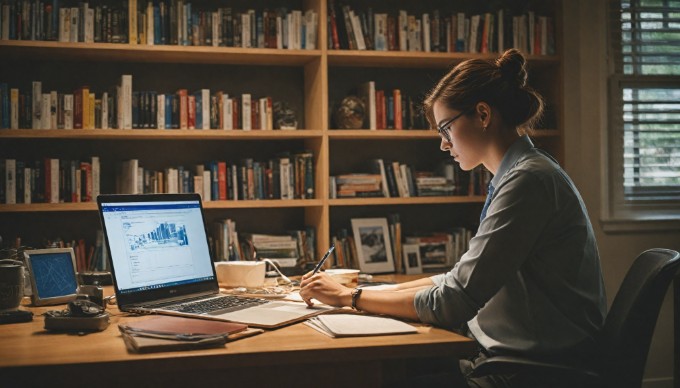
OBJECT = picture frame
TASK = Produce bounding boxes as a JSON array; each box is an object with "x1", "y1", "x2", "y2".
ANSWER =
[
  {"x1": 24, "y1": 248, "x2": 79, "y2": 306},
  {"x1": 351, "y1": 218, "x2": 395, "y2": 273},
  {"x1": 402, "y1": 244, "x2": 423, "y2": 275}
]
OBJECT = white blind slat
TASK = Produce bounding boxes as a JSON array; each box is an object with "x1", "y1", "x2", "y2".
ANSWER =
[{"x1": 613, "y1": 1, "x2": 680, "y2": 201}]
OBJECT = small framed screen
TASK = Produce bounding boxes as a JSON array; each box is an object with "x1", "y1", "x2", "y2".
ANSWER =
[{"x1": 24, "y1": 248, "x2": 78, "y2": 306}]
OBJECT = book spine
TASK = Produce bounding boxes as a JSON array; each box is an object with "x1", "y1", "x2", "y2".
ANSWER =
[
  {"x1": 218, "y1": 161, "x2": 227, "y2": 200},
  {"x1": 187, "y1": 94, "x2": 196, "y2": 129},
  {"x1": 23, "y1": 166, "x2": 31, "y2": 204},
  {"x1": 202, "y1": 170, "x2": 211, "y2": 201},
  {"x1": 87, "y1": 92, "x2": 95, "y2": 129},
  {"x1": 31, "y1": 81, "x2": 41, "y2": 129},
  {"x1": 121, "y1": 75, "x2": 132, "y2": 129},
  {"x1": 201, "y1": 89, "x2": 210, "y2": 129},
  {"x1": 156, "y1": 94, "x2": 165, "y2": 129},
  {"x1": 177, "y1": 89, "x2": 188, "y2": 129},
  {"x1": 223, "y1": 95, "x2": 232, "y2": 130},
  {"x1": 10, "y1": 88, "x2": 19, "y2": 129},
  {"x1": 241, "y1": 93, "x2": 251, "y2": 130},
  {"x1": 5, "y1": 159, "x2": 15, "y2": 204},
  {"x1": 41, "y1": 93, "x2": 50, "y2": 129}
]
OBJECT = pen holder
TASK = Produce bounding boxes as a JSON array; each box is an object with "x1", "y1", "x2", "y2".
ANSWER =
[{"x1": 0, "y1": 259, "x2": 25, "y2": 311}]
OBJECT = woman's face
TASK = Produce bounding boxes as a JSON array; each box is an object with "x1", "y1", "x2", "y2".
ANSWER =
[{"x1": 433, "y1": 101, "x2": 487, "y2": 171}]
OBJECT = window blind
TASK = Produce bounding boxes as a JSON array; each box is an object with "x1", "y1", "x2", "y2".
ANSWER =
[{"x1": 611, "y1": 0, "x2": 680, "y2": 202}]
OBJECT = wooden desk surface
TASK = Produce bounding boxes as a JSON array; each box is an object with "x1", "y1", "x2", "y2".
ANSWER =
[{"x1": 1, "y1": 278, "x2": 476, "y2": 387}]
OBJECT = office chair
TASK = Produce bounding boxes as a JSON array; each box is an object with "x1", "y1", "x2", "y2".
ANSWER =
[{"x1": 469, "y1": 248, "x2": 680, "y2": 388}]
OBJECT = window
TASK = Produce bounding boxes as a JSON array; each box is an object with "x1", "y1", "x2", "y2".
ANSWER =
[{"x1": 608, "y1": 0, "x2": 680, "y2": 224}]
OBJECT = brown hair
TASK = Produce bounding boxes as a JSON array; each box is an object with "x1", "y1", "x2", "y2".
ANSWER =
[{"x1": 423, "y1": 49, "x2": 544, "y2": 134}]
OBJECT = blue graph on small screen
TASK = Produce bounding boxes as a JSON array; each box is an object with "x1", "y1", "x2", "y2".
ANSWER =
[{"x1": 31, "y1": 253, "x2": 77, "y2": 299}]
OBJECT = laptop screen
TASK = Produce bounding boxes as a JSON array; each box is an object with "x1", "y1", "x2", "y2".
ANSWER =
[{"x1": 98, "y1": 194, "x2": 218, "y2": 305}]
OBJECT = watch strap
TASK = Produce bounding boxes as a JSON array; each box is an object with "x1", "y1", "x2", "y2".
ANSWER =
[{"x1": 351, "y1": 288, "x2": 363, "y2": 311}]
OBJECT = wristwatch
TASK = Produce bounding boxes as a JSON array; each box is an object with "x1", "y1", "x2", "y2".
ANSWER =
[{"x1": 350, "y1": 288, "x2": 363, "y2": 311}]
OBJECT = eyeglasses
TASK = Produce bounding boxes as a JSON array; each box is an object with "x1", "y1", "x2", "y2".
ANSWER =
[{"x1": 437, "y1": 110, "x2": 468, "y2": 143}]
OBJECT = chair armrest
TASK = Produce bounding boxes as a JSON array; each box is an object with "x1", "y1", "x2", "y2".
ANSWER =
[{"x1": 469, "y1": 355, "x2": 600, "y2": 381}]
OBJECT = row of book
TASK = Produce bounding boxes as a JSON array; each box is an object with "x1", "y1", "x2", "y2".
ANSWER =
[
  {"x1": 439, "y1": 162, "x2": 492, "y2": 197},
  {"x1": 1, "y1": 157, "x2": 100, "y2": 204},
  {"x1": 387, "y1": 213, "x2": 473, "y2": 273},
  {"x1": 130, "y1": 2, "x2": 318, "y2": 50},
  {"x1": 0, "y1": 79, "x2": 293, "y2": 130},
  {"x1": 346, "y1": 82, "x2": 428, "y2": 130},
  {"x1": 329, "y1": 159, "x2": 491, "y2": 199},
  {"x1": 405, "y1": 228, "x2": 473, "y2": 272},
  {"x1": 0, "y1": 1, "x2": 319, "y2": 50},
  {"x1": 117, "y1": 152, "x2": 314, "y2": 201},
  {"x1": 9, "y1": 234, "x2": 108, "y2": 273},
  {"x1": 209, "y1": 219, "x2": 315, "y2": 272},
  {"x1": 331, "y1": 215, "x2": 473, "y2": 274},
  {"x1": 328, "y1": 1, "x2": 555, "y2": 56}
]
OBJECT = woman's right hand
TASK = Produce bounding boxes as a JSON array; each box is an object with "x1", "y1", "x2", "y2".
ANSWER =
[{"x1": 299, "y1": 272, "x2": 351, "y2": 307}]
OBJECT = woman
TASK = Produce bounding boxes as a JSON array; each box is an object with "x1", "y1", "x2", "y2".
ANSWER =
[{"x1": 300, "y1": 49, "x2": 606, "y2": 387}]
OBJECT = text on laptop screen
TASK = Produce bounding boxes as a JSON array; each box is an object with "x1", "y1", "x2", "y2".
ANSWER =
[{"x1": 101, "y1": 200, "x2": 214, "y2": 294}]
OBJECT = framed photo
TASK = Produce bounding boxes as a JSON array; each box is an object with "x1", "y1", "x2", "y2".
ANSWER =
[
  {"x1": 402, "y1": 244, "x2": 423, "y2": 275},
  {"x1": 24, "y1": 248, "x2": 79, "y2": 306},
  {"x1": 351, "y1": 218, "x2": 395, "y2": 273}
]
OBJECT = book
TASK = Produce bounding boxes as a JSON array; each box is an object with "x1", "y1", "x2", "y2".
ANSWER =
[
  {"x1": 357, "y1": 81, "x2": 376, "y2": 130},
  {"x1": 119, "y1": 315, "x2": 247, "y2": 337},
  {"x1": 5, "y1": 159, "x2": 15, "y2": 204},
  {"x1": 120, "y1": 75, "x2": 133, "y2": 129},
  {"x1": 118, "y1": 316, "x2": 261, "y2": 354},
  {"x1": 305, "y1": 314, "x2": 418, "y2": 338},
  {"x1": 370, "y1": 159, "x2": 390, "y2": 198}
]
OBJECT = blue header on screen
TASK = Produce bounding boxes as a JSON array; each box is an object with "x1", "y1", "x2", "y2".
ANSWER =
[
  {"x1": 30, "y1": 253, "x2": 77, "y2": 299},
  {"x1": 101, "y1": 203, "x2": 200, "y2": 212}
]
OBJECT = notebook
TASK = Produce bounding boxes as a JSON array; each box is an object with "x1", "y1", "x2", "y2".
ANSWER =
[
  {"x1": 304, "y1": 314, "x2": 419, "y2": 338},
  {"x1": 97, "y1": 193, "x2": 333, "y2": 328}
]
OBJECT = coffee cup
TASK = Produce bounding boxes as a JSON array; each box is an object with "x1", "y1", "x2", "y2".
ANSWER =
[
  {"x1": 0, "y1": 259, "x2": 25, "y2": 311},
  {"x1": 325, "y1": 269, "x2": 360, "y2": 288},
  {"x1": 214, "y1": 261, "x2": 266, "y2": 289}
]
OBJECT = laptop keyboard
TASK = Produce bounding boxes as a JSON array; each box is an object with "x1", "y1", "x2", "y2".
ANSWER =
[{"x1": 154, "y1": 295, "x2": 268, "y2": 314}]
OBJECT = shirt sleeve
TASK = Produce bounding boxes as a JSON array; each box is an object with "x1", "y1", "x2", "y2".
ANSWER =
[{"x1": 414, "y1": 169, "x2": 555, "y2": 328}]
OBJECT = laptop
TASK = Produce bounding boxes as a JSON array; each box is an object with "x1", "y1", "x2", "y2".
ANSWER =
[{"x1": 97, "y1": 193, "x2": 333, "y2": 328}]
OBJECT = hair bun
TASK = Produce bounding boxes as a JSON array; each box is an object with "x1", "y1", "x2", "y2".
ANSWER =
[{"x1": 496, "y1": 49, "x2": 527, "y2": 88}]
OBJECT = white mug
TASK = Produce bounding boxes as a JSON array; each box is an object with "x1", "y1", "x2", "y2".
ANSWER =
[{"x1": 214, "y1": 261, "x2": 266, "y2": 288}]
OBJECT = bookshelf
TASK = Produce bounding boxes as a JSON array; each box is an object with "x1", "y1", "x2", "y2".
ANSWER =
[{"x1": 0, "y1": 0, "x2": 562, "y2": 272}]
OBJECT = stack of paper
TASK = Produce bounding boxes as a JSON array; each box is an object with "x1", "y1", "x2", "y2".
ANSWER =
[{"x1": 305, "y1": 314, "x2": 418, "y2": 338}]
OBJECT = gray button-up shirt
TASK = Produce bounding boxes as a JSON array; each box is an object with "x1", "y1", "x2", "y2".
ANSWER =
[{"x1": 414, "y1": 135, "x2": 606, "y2": 356}]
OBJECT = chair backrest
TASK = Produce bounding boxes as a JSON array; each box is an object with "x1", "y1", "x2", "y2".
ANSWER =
[{"x1": 600, "y1": 248, "x2": 680, "y2": 388}]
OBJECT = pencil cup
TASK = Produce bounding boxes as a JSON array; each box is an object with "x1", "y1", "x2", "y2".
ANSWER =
[
  {"x1": 325, "y1": 269, "x2": 360, "y2": 288},
  {"x1": 0, "y1": 259, "x2": 24, "y2": 311},
  {"x1": 214, "y1": 261, "x2": 266, "y2": 289}
]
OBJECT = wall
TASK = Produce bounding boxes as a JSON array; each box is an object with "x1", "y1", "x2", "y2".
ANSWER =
[{"x1": 562, "y1": 1, "x2": 680, "y2": 387}]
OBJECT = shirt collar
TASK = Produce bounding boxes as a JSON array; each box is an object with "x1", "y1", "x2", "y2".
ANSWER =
[{"x1": 490, "y1": 135, "x2": 534, "y2": 188}]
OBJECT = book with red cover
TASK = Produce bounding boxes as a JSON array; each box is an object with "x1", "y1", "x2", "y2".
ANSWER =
[
  {"x1": 218, "y1": 161, "x2": 227, "y2": 200},
  {"x1": 119, "y1": 315, "x2": 247, "y2": 337},
  {"x1": 187, "y1": 94, "x2": 196, "y2": 129}
]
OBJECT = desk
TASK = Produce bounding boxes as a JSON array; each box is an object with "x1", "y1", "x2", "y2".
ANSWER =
[{"x1": 0, "y1": 279, "x2": 476, "y2": 388}]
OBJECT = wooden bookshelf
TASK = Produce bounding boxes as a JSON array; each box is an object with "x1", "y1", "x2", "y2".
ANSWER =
[{"x1": 0, "y1": 0, "x2": 563, "y2": 267}]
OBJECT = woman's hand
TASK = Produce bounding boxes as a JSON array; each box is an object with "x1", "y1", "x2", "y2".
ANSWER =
[{"x1": 299, "y1": 272, "x2": 351, "y2": 307}]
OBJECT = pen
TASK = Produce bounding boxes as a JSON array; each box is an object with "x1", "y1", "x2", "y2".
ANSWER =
[{"x1": 311, "y1": 244, "x2": 335, "y2": 275}]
